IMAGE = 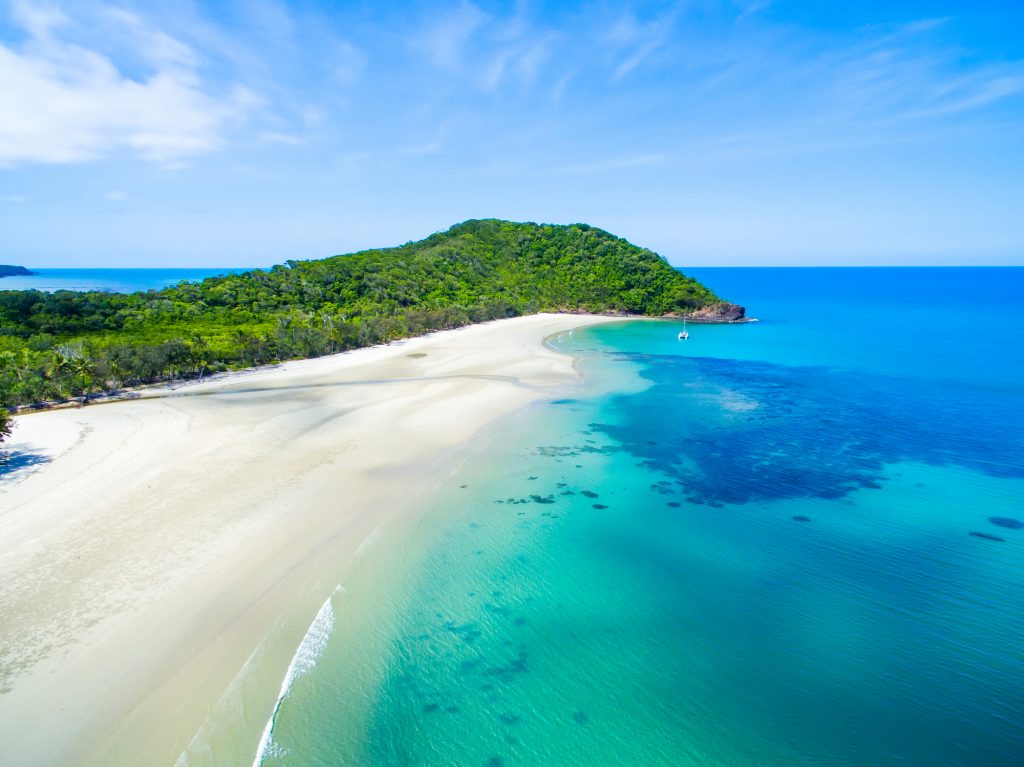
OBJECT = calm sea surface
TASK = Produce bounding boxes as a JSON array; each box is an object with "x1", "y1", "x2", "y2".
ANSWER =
[
  {"x1": 195, "y1": 267, "x2": 1024, "y2": 765},
  {"x1": 0, "y1": 268, "x2": 249, "y2": 292}
]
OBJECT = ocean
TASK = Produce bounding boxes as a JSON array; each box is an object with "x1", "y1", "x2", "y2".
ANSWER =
[
  {"x1": 0, "y1": 267, "x2": 250, "y2": 292},
  {"x1": 232, "y1": 267, "x2": 1024, "y2": 766}
]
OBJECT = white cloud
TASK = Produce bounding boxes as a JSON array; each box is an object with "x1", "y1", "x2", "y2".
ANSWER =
[
  {"x1": 0, "y1": 1, "x2": 259, "y2": 167},
  {"x1": 1, "y1": 194, "x2": 29, "y2": 203},
  {"x1": 104, "y1": 190, "x2": 127, "y2": 201}
]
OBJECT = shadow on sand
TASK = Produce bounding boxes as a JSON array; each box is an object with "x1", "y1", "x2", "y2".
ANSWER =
[{"x1": 0, "y1": 449, "x2": 53, "y2": 479}]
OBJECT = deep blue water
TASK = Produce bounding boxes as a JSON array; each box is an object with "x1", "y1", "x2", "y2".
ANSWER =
[
  {"x1": 233, "y1": 267, "x2": 1024, "y2": 767},
  {"x1": 0, "y1": 267, "x2": 251, "y2": 292}
]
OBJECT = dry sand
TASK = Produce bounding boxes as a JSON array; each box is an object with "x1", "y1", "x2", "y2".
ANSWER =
[{"x1": 0, "y1": 313, "x2": 618, "y2": 767}]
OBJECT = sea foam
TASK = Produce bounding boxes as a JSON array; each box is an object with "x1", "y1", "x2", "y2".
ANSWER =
[{"x1": 251, "y1": 588, "x2": 340, "y2": 767}]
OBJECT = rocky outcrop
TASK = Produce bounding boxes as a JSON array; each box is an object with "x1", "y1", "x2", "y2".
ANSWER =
[{"x1": 679, "y1": 302, "x2": 748, "y2": 323}]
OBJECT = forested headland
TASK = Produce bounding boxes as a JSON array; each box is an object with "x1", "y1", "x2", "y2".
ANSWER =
[
  {"x1": 0, "y1": 265, "x2": 34, "y2": 278},
  {"x1": 0, "y1": 219, "x2": 741, "y2": 415}
]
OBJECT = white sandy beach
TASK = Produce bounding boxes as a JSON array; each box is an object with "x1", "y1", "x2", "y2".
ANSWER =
[{"x1": 0, "y1": 313, "x2": 617, "y2": 767}]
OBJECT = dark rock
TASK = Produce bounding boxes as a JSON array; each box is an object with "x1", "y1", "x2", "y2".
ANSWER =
[{"x1": 679, "y1": 302, "x2": 748, "y2": 323}]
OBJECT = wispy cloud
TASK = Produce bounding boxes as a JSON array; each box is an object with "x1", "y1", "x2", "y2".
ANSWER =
[
  {"x1": 819, "y1": 21, "x2": 1024, "y2": 127},
  {"x1": 411, "y1": 2, "x2": 554, "y2": 92},
  {"x1": 104, "y1": 189, "x2": 127, "y2": 201},
  {"x1": 607, "y1": 9, "x2": 680, "y2": 81},
  {"x1": 551, "y1": 70, "x2": 575, "y2": 102},
  {"x1": 0, "y1": 0, "x2": 259, "y2": 167},
  {"x1": 1, "y1": 194, "x2": 28, "y2": 203}
]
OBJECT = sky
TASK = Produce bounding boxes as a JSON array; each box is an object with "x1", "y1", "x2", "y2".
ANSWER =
[{"x1": 1, "y1": 0, "x2": 1023, "y2": 267}]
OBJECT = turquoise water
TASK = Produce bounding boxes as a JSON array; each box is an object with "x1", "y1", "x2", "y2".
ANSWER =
[
  {"x1": 0, "y1": 267, "x2": 250, "y2": 292},
  {"x1": 257, "y1": 268, "x2": 1024, "y2": 766}
]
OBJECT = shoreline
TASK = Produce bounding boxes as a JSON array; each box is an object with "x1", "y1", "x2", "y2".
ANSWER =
[
  {"x1": 0, "y1": 313, "x2": 620, "y2": 767},
  {"x1": 3, "y1": 312, "x2": 748, "y2": 418}
]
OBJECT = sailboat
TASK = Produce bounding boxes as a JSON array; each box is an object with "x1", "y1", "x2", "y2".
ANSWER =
[{"x1": 678, "y1": 318, "x2": 689, "y2": 340}]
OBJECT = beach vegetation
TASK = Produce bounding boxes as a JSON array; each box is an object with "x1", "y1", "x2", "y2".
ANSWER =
[{"x1": 0, "y1": 406, "x2": 9, "y2": 445}]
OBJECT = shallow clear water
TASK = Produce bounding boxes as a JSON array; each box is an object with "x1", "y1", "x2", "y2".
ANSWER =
[
  {"x1": 0, "y1": 267, "x2": 250, "y2": 292},
  {"x1": 257, "y1": 268, "x2": 1024, "y2": 766}
]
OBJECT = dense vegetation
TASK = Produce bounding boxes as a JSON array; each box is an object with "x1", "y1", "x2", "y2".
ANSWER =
[{"x1": 0, "y1": 219, "x2": 727, "y2": 418}]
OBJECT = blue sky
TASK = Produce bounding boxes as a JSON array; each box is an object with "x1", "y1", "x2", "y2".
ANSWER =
[{"x1": 1, "y1": 0, "x2": 1022, "y2": 267}]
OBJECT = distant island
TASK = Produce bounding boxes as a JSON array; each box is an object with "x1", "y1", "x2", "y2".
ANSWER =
[
  {"x1": 0, "y1": 219, "x2": 744, "y2": 410},
  {"x1": 0, "y1": 265, "x2": 34, "y2": 278}
]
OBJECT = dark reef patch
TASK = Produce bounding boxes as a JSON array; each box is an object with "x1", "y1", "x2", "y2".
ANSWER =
[
  {"x1": 969, "y1": 531, "x2": 1006, "y2": 542},
  {"x1": 989, "y1": 517, "x2": 1023, "y2": 530},
  {"x1": 535, "y1": 443, "x2": 619, "y2": 459},
  {"x1": 581, "y1": 490, "x2": 599, "y2": 498},
  {"x1": 792, "y1": 515, "x2": 811, "y2": 522},
  {"x1": 590, "y1": 353, "x2": 1024, "y2": 506},
  {"x1": 593, "y1": 504, "x2": 608, "y2": 509}
]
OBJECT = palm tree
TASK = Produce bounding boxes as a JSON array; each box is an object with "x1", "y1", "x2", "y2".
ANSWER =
[
  {"x1": 46, "y1": 346, "x2": 76, "y2": 401},
  {"x1": 71, "y1": 355, "x2": 94, "y2": 401}
]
